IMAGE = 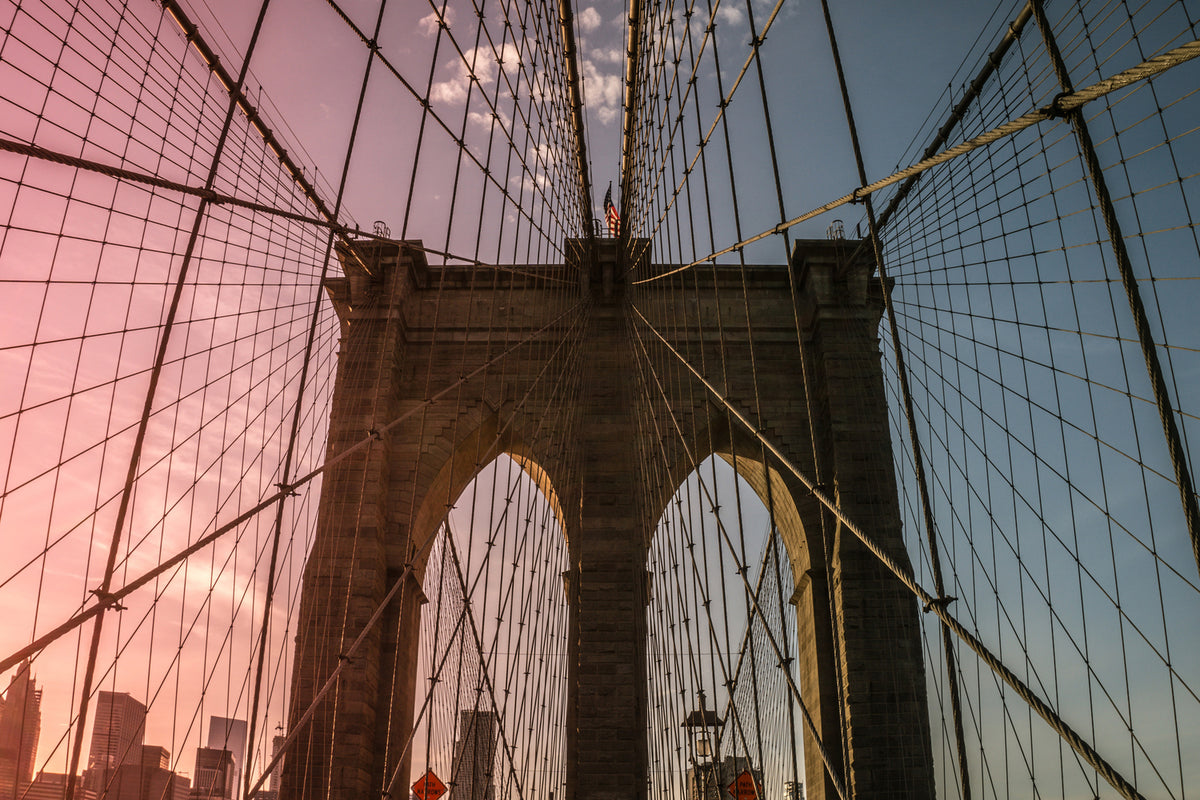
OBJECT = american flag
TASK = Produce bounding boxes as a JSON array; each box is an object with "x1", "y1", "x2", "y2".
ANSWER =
[{"x1": 603, "y1": 182, "x2": 620, "y2": 236}]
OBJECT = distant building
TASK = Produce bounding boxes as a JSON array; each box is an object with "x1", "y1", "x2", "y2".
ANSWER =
[
  {"x1": 0, "y1": 660, "x2": 41, "y2": 799},
  {"x1": 205, "y1": 718, "x2": 245, "y2": 800},
  {"x1": 191, "y1": 748, "x2": 233, "y2": 800},
  {"x1": 22, "y1": 772, "x2": 97, "y2": 800},
  {"x1": 783, "y1": 780, "x2": 804, "y2": 800},
  {"x1": 110, "y1": 762, "x2": 184, "y2": 800},
  {"x1": 270, "y1": 734, "x2": 285, "y2": 793},
  {"x1": 109, "y1": 742, "x2": 190, "y2": 800},
  {"x1": 450, "y1": 710, "x2": 496, "y2": 800},
  {"x1": 141, "y1": 746, "x2": 170, "y2": 771},
  {"x1": 85, "y1": 692, "x2": 147, "y2": 794},
  {"x1": 172, "y1": 773, "x2": 191, "y2": 800},
  {"x1": 249, "y1": 733, "x2": 285, "y2": 800}
]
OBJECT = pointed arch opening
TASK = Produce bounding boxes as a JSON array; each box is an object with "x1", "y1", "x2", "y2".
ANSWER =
[
  {"x1": 644, "y1": 415, "x2": 841, "y2": 800},
  {"x1": 400, "y1": 446, "x2": 571, "y2": 800}
]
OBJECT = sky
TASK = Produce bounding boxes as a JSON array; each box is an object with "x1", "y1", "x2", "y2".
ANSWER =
[
  {"x1": 165, "y1": 0, "x2": 1011, "y2": 247},
  {"x1": 3, "y1": 0, "x2": 1197, "y2": 798},
  {"x1": 1, "y1": 0, "x2": 1005, "y2": 780}
]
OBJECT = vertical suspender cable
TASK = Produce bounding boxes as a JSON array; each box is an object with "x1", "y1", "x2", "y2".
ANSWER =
[
  {"x1": 619, "y1": 0, "x2": 645, "y2": 246},
  {"x1": 64, "y1": 4, "x2": 276, "y2": 797},
  {"x1": 813, "y1": 1, "x2": 973, "y2": 797},
  {"x1": 557, "y1": 0, "x2": 597, "y2": 247},
  {"x1": 242, "y1": 0, "x2": 395, "y2": 792}
]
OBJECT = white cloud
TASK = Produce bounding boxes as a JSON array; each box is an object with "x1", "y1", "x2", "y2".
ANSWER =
[
  {"x1": 430, "y1": 43, "x2": 523, "y2": 108},
  {"x1": 509, "y1": 173, "x2": 537, "y2": 194},
  {"x1": 582, "y1": 57, "x2": 623, "y2": 127},
  {"x1": 716, "y1": 5, "x2": 746, "y2": 28},
  {"x1": 418, "y1": 7, "x2": 455, "y2": 36},
  {"x1": 596, "y1": 47, "x2": 623, "y2": 65},
  {"x1": 529, "y1": 143, "x2": 554, "y2": 164},
  {"x1": 594, "y1": 104, "x2": 620, "y2": 125},
  {"x1": 578, "y1": 7, "x2": 602, "y2": 33},
  {"x1": 467, "y1": 107, "x2": 511, "y2": 129},
  {"x1": 430, "y1": 71, "x2": 468, "y2": 105}
]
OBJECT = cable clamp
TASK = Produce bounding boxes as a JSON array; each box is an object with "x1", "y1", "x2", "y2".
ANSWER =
[
  {"x1": 922, "y1": 595, "x2": 957, "y2": 613},
  {"x1": 1040, "y1": 91, "x2": 1073, "y2": 119},
  {"x1": 275, "y1": 482, "x2": 299, "y2": 497},
  {"x1": 368, "y1": 428, "x2": 382, "y2": 441},
  {"x1": 90, "y1": 589, "x2": 127, "y2": 611},
  {"x1": 850, "y1": 187, "x2": 864, "y2": 205},
  {"x1": 337, "y1": 653, "x2": 354, "y2": 664}
]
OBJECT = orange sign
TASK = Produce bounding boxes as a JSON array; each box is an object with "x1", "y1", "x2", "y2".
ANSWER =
[
  {"x1": 727, "y1": 770, "x2": 762, "y2": 800},
  {"x1": 412, "y1": 769, "x2": 447, "y2": 800}
]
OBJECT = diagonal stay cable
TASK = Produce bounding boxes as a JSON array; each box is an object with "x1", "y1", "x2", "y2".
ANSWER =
[
  {"x1": 630, "y1": 302, "x2": 1147, "y2": 800},
  {"x1": 421, "y1": 0, "x2": 585, "y2": 241},
  {"x1": 63, "y1": 2, "x2": 279, "y2": 794},
  {"x1": 1027, "y1": 0, "x2": 1200, "y2": 581},
  {"x1": 0, "y1": 137, "x2": 575, "y2": 284},
  {"x1": 156, "y1": 0, "x2": 337, "y2": 224},
  {"x1": 634, "y1": 37, "x2": 1200, "y2": 284},
  {"x1": 815, "y1": 0, "x2": 971, "y2": 793},
  {"x1": 0, "y1": 299, "x2": 584, "y2": 676},
  {"x1": 244, "y1": 0, "x2": 396, "y2": 789},
  {"x1": 625, "y1": 0, "x2": 791, "y2": 266},
  {"x1": 628, "y1": 334, "x2": 801, "y2": 800},
  {"x1": 435, "y1": 519, "x2": 530, "y2": 800}
]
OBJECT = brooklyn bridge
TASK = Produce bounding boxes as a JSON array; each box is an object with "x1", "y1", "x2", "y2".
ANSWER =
[{"x1": 0, "y1": 1, "x2": 1197, "y2": 800}]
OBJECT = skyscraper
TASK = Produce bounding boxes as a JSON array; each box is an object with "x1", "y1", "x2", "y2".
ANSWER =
[
  {"x1": 0, "y1": 660, "x2": 41, "y2": 799},
  {"x1": 22, "y1": 772, "x2": 98, "y2": 800},
  {"x1": 191, "y1": 748, "x2": 234, "y2": 800},
  {"x1": 450, "y1": 710, "x2": 496, "y2": 800},
  {"x1": 109, "y1": 745, "x2": 184, "y2": 800},
  {"x1": 85, "y1": 691, "x2": 147, "y2": 794},
  {"x1": 205, "y1": 717, "x2": 246, "y2": 800},
  {"x1": 247, "y1": 733, "x2": 285, "y2": 800},
  {"x1": 269, "y1": 734, "x2": 285, "y2": 793}
]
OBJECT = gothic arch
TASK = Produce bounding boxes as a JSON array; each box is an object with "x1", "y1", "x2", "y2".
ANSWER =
[
  {"x1": 651, "y1": 411, "x2": 843, "y2": 797},
  {"x1": 409, "y1": 409, "x2": 570, "y2": 572},
  {"x1": 284, "y1": 237, "x2": 934, "y2": 800},
  {"x1": 654, "y1": 413, "x2": 819, "y2": 582}
]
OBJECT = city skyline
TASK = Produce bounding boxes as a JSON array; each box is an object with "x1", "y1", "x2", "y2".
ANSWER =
[{"x1": 0, "y1": 681, "x2": 264, "y2": 800}]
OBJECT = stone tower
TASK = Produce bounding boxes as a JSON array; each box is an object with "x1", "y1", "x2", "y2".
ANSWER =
[{"x1": 279, "y1": 237, "x2": 933, "y2": 800}]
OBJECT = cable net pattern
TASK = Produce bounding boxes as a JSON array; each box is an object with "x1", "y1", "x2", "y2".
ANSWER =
[
  {"x1": 623, "y1": 0, "x2": 1198, "y2": 799},
  {"x1": 1, "y1": 1, "x2": 1198, "y2": 800}
]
